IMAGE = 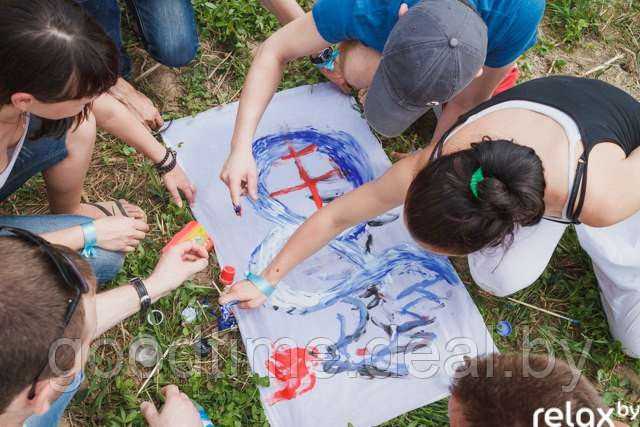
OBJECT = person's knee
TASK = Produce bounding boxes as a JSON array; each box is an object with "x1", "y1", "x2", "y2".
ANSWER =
[
  {"x1": 469, "y1": 256, "x2": 536, "y2": 297},
  {"x1": 339, "y1": 41, "x2": 380, "y2": 89},
  {"x1": 621, "y1": 338, "x2": 640, "y2": 359},
  {"x1": 88, "y1": 248, "x2": 125, "y2": 285},
  {"x1": 148, "y1": 33, "x2": 198, "y2": 68},
  {"x1": 66, "y1": 113, "x2": 96, "y2": 155}
]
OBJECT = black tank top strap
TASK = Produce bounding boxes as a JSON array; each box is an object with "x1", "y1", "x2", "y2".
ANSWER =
[{"x1": 565, "y1": 155, "x2": 587, "y2": 224}]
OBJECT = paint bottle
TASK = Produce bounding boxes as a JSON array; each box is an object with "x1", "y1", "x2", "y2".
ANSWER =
[
  {"x1": 219, "y1": 265, "x2": 236, "y2": 286},
  {"x1": 218, "y1": 265, "x2": 238, "y2": 331},
  {"x1": 190, "y1": 400, "x2": 215, "y2": 427}
]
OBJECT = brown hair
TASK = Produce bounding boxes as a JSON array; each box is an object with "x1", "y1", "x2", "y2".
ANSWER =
[
  {"x1": 0, "y1": 0, "x2": 120, "y2": 137},
  {"x1": 451, "y1": 353, "x2": 608, "y2": 426},
  {"x1": 404, "y1": 138, "x2": 546, "y2": 255},
  {"x1": 0, "y1": 237, "x2": 96, "y2": 413}
]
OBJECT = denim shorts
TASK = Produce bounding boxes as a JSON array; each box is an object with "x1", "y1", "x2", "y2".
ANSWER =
[{"x1": 0, "y1": 115, "x2": 68, "y2": 201}]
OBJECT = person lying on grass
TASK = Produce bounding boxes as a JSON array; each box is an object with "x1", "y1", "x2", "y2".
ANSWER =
[
  {"x1": 0, "y1": 229, "x2": 209, "y2": 427},
  {"x1": 0, "y1": 0, "x2": 196, "y2": 283},
  {"x1": 220, "y1": 0, "x2": 545, "y2": 211},
  {"x1": 220, "y1": 76, "x2": 640, "y2": 359}
]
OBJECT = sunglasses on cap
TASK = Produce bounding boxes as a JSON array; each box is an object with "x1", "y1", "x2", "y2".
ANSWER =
[{"x1": 0, "y1": 226, "x2": 90, "y2": 400}]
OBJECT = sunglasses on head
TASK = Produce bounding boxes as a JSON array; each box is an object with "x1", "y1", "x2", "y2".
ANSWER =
[{"x1": 0, "y1": 226, "x2": 90, "y2": 400}]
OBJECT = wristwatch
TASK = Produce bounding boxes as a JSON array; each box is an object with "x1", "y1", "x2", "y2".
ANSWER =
[
  {"x1": 310, "y1": 47, "x2": 334, "y2": 65},
  {"x1": 129, "y1": 277, "x2": 151, "y2": 314}
]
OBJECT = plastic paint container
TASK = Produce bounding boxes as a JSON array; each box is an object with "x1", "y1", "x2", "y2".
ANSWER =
[
  {"x1": 181, "y1": 306, "x2": 197, "y2": 323},
  {"x1": 496, "y1": 321, "x2": 512, "y2": 337},
  {"x1": 219, "y1": 265, "x2": 236, "y2": 286},
  {"x1": 147, "y1": 309, "x2": 164, "y2": 326}
]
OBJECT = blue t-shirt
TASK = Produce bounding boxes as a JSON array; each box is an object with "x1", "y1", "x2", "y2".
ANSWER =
[{"x1": 312, "y1": 0, "x2": 545, "y2": 68}]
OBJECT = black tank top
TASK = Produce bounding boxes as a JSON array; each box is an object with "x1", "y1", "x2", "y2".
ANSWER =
[{"x1": 433, "y1": 76, "x2": 640, "y2": 224}]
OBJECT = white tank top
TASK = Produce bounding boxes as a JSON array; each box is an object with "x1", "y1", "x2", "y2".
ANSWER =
[
  {"x1": 0, "y1": 114, "x2": 31, "y2": 190},
  {"x1": 438, "y1": 101, "x2": 582, "y2": 223}
]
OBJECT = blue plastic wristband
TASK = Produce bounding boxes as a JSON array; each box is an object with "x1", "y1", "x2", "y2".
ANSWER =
[
  {"x1": 315, "y1": 50, "x2": 339, "y2": 72},
  {"x1": 245, "y1": 271, "x2": 276, "y2": 297},
  {"x1": 80, "y1": 221, "x2": 97, "y2": 258}
]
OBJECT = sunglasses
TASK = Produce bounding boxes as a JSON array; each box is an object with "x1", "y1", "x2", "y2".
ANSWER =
[{"x1": 0, "y1": 226, "x2": 90, "y2": 400}]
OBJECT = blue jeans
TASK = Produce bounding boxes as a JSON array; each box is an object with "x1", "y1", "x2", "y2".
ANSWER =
[
  {"x1": 0, "y1": 116, "x2": 124, "y2": 284},
  {"x1": 78, "y1": 0, "x2": 199, "y2": 78},
  {"x1": 24, "y1": 371, "x2": 84, "y2": 427}
]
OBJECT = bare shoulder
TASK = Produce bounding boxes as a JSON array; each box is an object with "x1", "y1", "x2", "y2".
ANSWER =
[{"x1": 579, "y1": 142, "x2": 638, "y2": 227}]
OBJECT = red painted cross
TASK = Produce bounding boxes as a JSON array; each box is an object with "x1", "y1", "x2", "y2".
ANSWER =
[{"x1": 269, "y1": 144, "x2": 343, "y2": 209}]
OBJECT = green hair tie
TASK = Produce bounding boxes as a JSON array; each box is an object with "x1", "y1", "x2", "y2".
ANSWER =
[{"x1": 470, "y1": 168, "x2": 485, "y2": 200}]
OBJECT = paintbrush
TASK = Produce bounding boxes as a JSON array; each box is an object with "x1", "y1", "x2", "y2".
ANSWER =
[{"x1": 507, "y1": 297, "x2": 579, "y2": 324}]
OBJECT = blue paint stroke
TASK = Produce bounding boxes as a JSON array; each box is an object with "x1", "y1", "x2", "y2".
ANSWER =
[{"x1": 248, "y1": 128, "x2": 460, "y2": 378}]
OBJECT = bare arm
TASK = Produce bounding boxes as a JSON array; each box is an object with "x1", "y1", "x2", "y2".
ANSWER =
[
  {"x1": 579, "y1": 144, "x2": 640, "y2": 226},
  {"x1": 94, "y1": 241, "x2": 208, "y2": 337},
  {"x1": 220, "y1": 12, "x2": 333, "y2": 207},
  {"x1": 108, "y1": 77, "x2": 164, "y2": 130},
  {"x1": 430, "y1": 62, "x2": 515, "y2": 144},
  {"x1": 92, "y1": 93, "x2": 166, "y2": 163},
  {"x1": 261, "y1": 0, "x2": 305, "y2": 25},
  {"x1": 92, "y1": 94, "x2": 196, "y2": 206},
  {"x1": 41, "y1": 227, "x2": 84, "y2": 250},
  {"x1": 219, "y1": 151, "x2": 431, "y2": 308}
]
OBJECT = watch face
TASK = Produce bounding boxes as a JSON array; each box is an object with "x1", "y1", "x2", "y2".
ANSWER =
[{"x1": 320, "y1": 48, "x2": 333, "y2": 62}]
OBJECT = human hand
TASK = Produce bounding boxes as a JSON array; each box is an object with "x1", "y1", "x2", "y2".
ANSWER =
[
  {"x1": 109, "y1": 78, "x2": 164, "y2": 130},
  {"x1": 145, "y1": 241, "x2": 209, "y2": 299},
  {"x1": 219, "y1": 148, "x2": 258, "y2": 209},
  {"x1": 319, "y1": 62, "x2": 350, "y2": 94},
  {"x1": 162, "y1": 164, "x2": 197, "y2": 207},
  {"x1": 94, "y1": 217, "x2": 149, "y2": 252},
  {"x1": 140, "y1": 385, "x2": 201, "y2": 427},
  {"x1": 217, "y1": 278, "x2": 268, "y2": 309}
]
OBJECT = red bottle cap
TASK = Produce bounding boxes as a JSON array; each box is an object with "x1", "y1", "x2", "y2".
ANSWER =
[{"x1": 219, "y1": 265, "x2": 236, "y2": 286}]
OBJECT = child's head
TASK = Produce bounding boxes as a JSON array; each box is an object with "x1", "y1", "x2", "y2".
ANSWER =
[
  {"x1": 364, "y1": 0, "x2": 487, "y2": 137},
  {"x1": 404, "y1": 138, "x2": 545, "y2": 256},
  {"x1": 0, "y1": 0, "x2": 119, "y2": 134},
  {"x1": 449, "y1": 353, "x2": 610, "y2": 426},
  {"x1": 0, "y1": 232, "x2": 97, "y2": 419}
]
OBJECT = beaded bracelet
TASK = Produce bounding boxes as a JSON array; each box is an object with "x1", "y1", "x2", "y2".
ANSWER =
[{"x1": 155, "y1": 148, "x2": 177, "y2": 176}]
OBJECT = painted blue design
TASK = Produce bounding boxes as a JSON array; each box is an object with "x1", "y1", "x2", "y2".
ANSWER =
[{"x1": 248, "y1": 128, "x2": 460, "y2": 378}]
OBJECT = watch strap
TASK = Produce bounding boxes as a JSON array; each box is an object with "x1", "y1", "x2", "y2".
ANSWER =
[{"x1": 129, "y1": 277, "x2": 151, "y2": 314}]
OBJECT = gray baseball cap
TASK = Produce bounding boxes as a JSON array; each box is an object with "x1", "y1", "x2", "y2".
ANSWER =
[{"x1": 365, "y1": 0, "x2": 488, "y2": 137}]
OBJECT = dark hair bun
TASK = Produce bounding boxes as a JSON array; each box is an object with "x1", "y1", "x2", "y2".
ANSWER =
[
  {"x1": 474, "y1": 138, "x2": 546, "y2": 227},
  {"x1": 405, "y1": 137, "x2": 546, "y2": 254}
]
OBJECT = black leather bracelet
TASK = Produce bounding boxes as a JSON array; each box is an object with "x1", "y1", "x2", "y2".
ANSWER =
[
  {"x1": 129, "y1": 277, "x2": 151, "y2": 314},
  {"x1": 155, "y1": 147, "x2": 172, "y2": 168},
  {"x1": 155, "y1": 149, "x2": 177, "y2": 176}
]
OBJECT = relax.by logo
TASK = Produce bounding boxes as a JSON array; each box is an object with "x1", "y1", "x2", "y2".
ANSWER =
[
  {"x1": 534, "y1": 401, "x2": 640, "y2": 427},
  {"x1": 617, "y1": 402, "x2": 640, "y2": 421}
]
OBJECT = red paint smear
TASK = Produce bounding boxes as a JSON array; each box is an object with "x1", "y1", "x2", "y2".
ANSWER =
[
  {"x1": 269, "y1": 144, "x2": 344, "y2": 210},
  {"x1": 265, "y1": 346, "x2": 319, "y2": 406},
  {"x1": 356, "y1": 348, "x2": 367, "y2": 356},
  {"x1": 280, "y1": 143, "x2": 317, "y2": 160},
  {"x1": 269, "y1": 169, "x2": 342, "y2": 199}
]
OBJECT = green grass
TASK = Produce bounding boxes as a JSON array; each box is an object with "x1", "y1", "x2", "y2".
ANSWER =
[{"x1": 3, "y1": 0, "x2": 638, "y2": 425}]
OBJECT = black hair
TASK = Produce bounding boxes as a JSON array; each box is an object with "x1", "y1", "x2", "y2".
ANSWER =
[
  {"x1": 0, "y1": 0, "x2": 120, "y2": 137},
  {"x1": 404, "y1": 138, "x2": 546, "y2": 254}
]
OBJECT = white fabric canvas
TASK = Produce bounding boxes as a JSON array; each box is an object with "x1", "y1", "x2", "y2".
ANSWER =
[{"x1": 162, "y1": 83, "x2": 495, "y2": 426}]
